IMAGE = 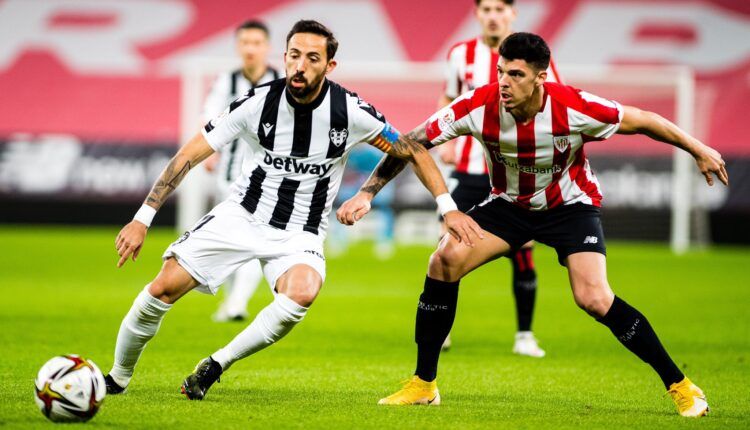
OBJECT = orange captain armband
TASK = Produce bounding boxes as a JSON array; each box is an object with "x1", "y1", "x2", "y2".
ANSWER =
[{"x1": 369, "y1": 123, "x2": 400, "y2": 153}]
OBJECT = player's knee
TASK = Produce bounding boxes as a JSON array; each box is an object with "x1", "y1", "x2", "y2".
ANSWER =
[
  {"x1": 147, "y1": 280, "x2": 176, "y2": 304},
  {"x1": 427, "y1": 250, "x2": 456, "y2": 281},
  {"x1": 283, "y1": 283, "x2": 319, "y2": 307},
  {"x1": 148, "y1": 259, "x2": 191, "y2": 304},
  {"x1": 572, "y1": 282, "x2": 612, "y2": 317},
  {"x1": 427, "y1": 251, "x2": 445, "y2": 275},
  {"x1": 574, "y1": 296, "x2": 608, "y2": 317},
  {"x1": 278, "y1": 267, "x2": 321, "y2": 307},
  {"x1": 428, "y1": 244, "x2": 463, "y2": 281},
  {"x1": 435, "y1": 239, "x2": 465, "y2": 268}
]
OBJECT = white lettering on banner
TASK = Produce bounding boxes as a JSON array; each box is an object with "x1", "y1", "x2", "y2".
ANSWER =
[
  {"x1": 0, "y1": 135, "x2": 172, "y2": 195},
  {"x1": 0, "y1": 135, "x2": 81, "y2": 193},
  {"x1": 163, "y1": 0, "x2": 407, "y2": 70},
  {"x1": 554, "y1": 3, "x2": 750, "y2": 72},
  {"x1": 0, "y1": 0, "x2": 191, "y2": 74},
  {"x1": 70, "y1": 152, "x2": 170, "y2": 195},
  {"x1": 265, "y1": 1, "x2": 407, "y2": 62},
  {"x1": 596, "y1": 164, "x2": 727, "y2": 210},
  {"x1": 0, "y1": 0, "x2": 747, "y2": 75}
]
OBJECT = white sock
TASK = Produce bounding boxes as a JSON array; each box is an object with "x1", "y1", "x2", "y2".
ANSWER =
[
  {"x1": 222, "y1": 260, "x2": 263, "y2": 316},
  {"x1": 212, "y1": 294, "x2": 307, "y2": 370},
  {"x1": 109, "y1": 286, "x2": 171, "y2": 387}
]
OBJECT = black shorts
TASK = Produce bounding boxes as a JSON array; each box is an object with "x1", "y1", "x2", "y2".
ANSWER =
[
  {"x1": 468, "y1": 197, "x2": 606, "y2": 266},
  {"x1": 448, "y1": 172, "x2": 492, "y2": 213}
]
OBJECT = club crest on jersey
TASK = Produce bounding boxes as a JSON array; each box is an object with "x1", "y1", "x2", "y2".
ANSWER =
[
  {"x1": 553, "y1": 135, "x2": 570, "y2": 152},
  {"x1": 437, "y1": 108, "x2": 455, "y2": 132},
  {"x1": 329, "y1": 128, "x2": 349, "y2": 147}
]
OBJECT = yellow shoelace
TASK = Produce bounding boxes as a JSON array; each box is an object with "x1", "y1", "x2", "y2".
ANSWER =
[{"x1": 667, "y1": 385, "x2": 702, "y2": 409}]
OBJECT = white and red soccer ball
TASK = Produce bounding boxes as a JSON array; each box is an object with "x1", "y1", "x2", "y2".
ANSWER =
[{"x1": 34, "y1": 355, "x2": 106, "y2": 422}]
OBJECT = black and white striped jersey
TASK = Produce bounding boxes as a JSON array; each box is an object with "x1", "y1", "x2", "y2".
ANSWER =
[
  {"x1": 202, "y1": 78, "x2": 392, "y2": 237},
  {"x1": 202, "y1": 66, "x2": 282, "y2": 187}
]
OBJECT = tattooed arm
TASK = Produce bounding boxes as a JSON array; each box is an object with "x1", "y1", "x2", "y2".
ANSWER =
[
  {"x1": 115, "y1": 133, "x2": 215, "y2": 267},
  {"x1": 377, "y1": 125, "x2": 444, "y2": 196},
  {"x1": 359, "y1": 125, "x2": 433, "y2": 197},
  {"x1": 337, "y1": 124, "x2": 483, "y2": 246},
  {"x1": 144, "y1": 134, "x2": 214, "y2": 209}
]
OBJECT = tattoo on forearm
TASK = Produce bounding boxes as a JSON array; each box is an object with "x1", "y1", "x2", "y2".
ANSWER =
[
  {"x1": 361, "y1": 127, "x2": 434, "y2": 196},
  {"x1": 392, "y1": 129, "x2": 431, "y2": 158},
  {"x1": 360, "y1": 156, "x2": 406, "y2": 195},
  {"x1": 145, "y1": 156, "x2": 192, "y2": 208}
]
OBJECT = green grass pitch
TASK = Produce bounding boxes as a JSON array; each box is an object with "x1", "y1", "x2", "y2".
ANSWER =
[{"x1": 1, "y1": 226, "x2": 748, "y2": 429}]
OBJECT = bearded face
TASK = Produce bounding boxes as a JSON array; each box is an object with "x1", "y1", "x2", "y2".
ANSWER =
[{"x1": 284, "y1": 33, "x2": 335, "y2": 101}]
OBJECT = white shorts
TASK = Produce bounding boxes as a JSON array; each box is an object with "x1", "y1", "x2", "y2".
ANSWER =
[{"x1": 163, "y1": 201, "x2": 326, "y2": 295}]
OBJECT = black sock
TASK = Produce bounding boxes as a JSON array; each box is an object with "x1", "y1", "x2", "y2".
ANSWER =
[
  {"x1": 597, "y1": 296, "x2": 684, "y2": 388},
  {"x1": 414, "y1": 276, "x2": 459, "y2": 382},
  {"x1": 511, "y1": 248, "x2": 537, "y2": 332}
]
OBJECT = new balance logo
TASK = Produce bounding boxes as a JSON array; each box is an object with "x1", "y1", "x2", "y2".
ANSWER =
[
  {"x1": 583, "y1": 236, "x2": 599, "y2": 244},
  {"x1": 262, "y1": 122, "x2": 274, "y2": 135}
]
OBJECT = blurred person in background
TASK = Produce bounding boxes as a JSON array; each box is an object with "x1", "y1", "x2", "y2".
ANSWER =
[
  {"x1": 437, "y1": 0, "x2": 561, "y2": 355},
  {"x1": 202, "y1": 20, "x2": 281, "y2": 323},
  {"x1": 328, "y1": 144, "x2": 396, "y2": 260}
]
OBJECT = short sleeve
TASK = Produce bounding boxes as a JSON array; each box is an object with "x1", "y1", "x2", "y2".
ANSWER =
[
  {"x1": 575, "y1": 90, "x2": 624, "y2": 140},
  {"x1": 424, "y1": 90, "x2": 477, "y2": 146},
  {"x1": 443, "y1": 45, "x2": 464, "y2": 100},
  {"x1": 350, "y1": 96, "x2": 387, "y2": 144},
  {"x1": 201, "y1": 90, "x2": 254, "y2": 151}
]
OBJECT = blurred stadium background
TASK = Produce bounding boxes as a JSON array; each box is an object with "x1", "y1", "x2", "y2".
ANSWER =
[
  {"x1": 1, "y1": 0, "x2": 749, "y2": 247},
  {"x1": 1, "y1": 0, "x2": 749, "y2": 428}
]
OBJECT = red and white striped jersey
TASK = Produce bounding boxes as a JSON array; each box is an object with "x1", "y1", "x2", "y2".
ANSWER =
[
  {"x1": 426, "y1": 82, "x2": 624, "y2": 211},
  {"x1": 444, "y1": 37, "x2": 562, "y2": 175}
]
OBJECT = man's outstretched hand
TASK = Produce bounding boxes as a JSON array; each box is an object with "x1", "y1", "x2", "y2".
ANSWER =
[
  {"x1": 693, "y1": 144, "x2": 729, "y2": 187},
  {"x1": 115, "y1": 221, "x2": 148, "y2": 268}
]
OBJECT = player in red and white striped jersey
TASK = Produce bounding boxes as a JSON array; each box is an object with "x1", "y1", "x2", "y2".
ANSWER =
[
  {"x1": 440, "y1": 0, "x2": 561, "y2": 178},
  {"x1": 339, "y1": 33, "x2": 727, "y2": 415},
  {"x1": 437, "y1": 0, "x2": 560, "y2": 357}
]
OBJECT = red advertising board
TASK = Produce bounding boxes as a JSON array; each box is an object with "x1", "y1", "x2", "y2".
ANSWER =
[{"x1": 0, "y1": 0, "x2": 748, "y2": 153}]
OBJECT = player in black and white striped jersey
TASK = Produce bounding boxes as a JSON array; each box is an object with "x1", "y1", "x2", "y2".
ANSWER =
[
  {"x1": 201, "y1": 20, "x2": 282, "y2": 323},
  {"x1": 104, "y1": 20, "x2": 483, "y2": 399}
]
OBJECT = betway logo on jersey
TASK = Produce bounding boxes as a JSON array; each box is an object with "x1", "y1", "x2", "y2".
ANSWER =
[
  {"x1": 492, "y1": 153, "x2": 562, "y2": 175},
  {"x1": 263, "y1": 152, "x2": 332, "y2": 177}
]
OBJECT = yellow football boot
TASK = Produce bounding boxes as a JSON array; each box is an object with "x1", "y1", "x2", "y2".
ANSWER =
[
  {"x1": 667, "y1": 377, "x2": 709, "y2": 417},
  {"x1": 378, "y1": 376, "x2": 441, "y2": 405}
]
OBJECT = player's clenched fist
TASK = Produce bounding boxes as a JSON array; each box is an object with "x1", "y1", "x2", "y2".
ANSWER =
[
  {"x1": 336, "y1": 191, "x2": 372, "y2": 225},
  {"x1": 115, "y1": 221, "x2": 148, "y2": 268}
]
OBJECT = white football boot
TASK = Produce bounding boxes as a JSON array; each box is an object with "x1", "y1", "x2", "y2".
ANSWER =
[{"x1": 512, "y1": 331, "x2": 545, "y2": 357}]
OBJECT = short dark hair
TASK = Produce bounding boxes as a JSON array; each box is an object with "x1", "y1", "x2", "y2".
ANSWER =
[
  {"x1": 475, "y1": 0, "x2": 515, "y2": 6},
  {"x1": 236, "y1": 20, "x2": 269, "y2": 37},
  {"x1": 286, "y1": 20, "x2": 339, "y2": 60},
  {"x1": 499, "y1": 32, "x2": 550, "y2": 71}
]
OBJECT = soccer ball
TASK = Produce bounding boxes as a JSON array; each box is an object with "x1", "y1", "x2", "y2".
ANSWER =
[{"x1": 34, "y1": 355, "x2": 106, "y2": 422}]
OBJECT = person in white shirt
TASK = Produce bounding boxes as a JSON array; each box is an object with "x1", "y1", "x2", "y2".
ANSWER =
[{"x1": 201, "y1": 20, "x2": 281, "y2": 323}]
